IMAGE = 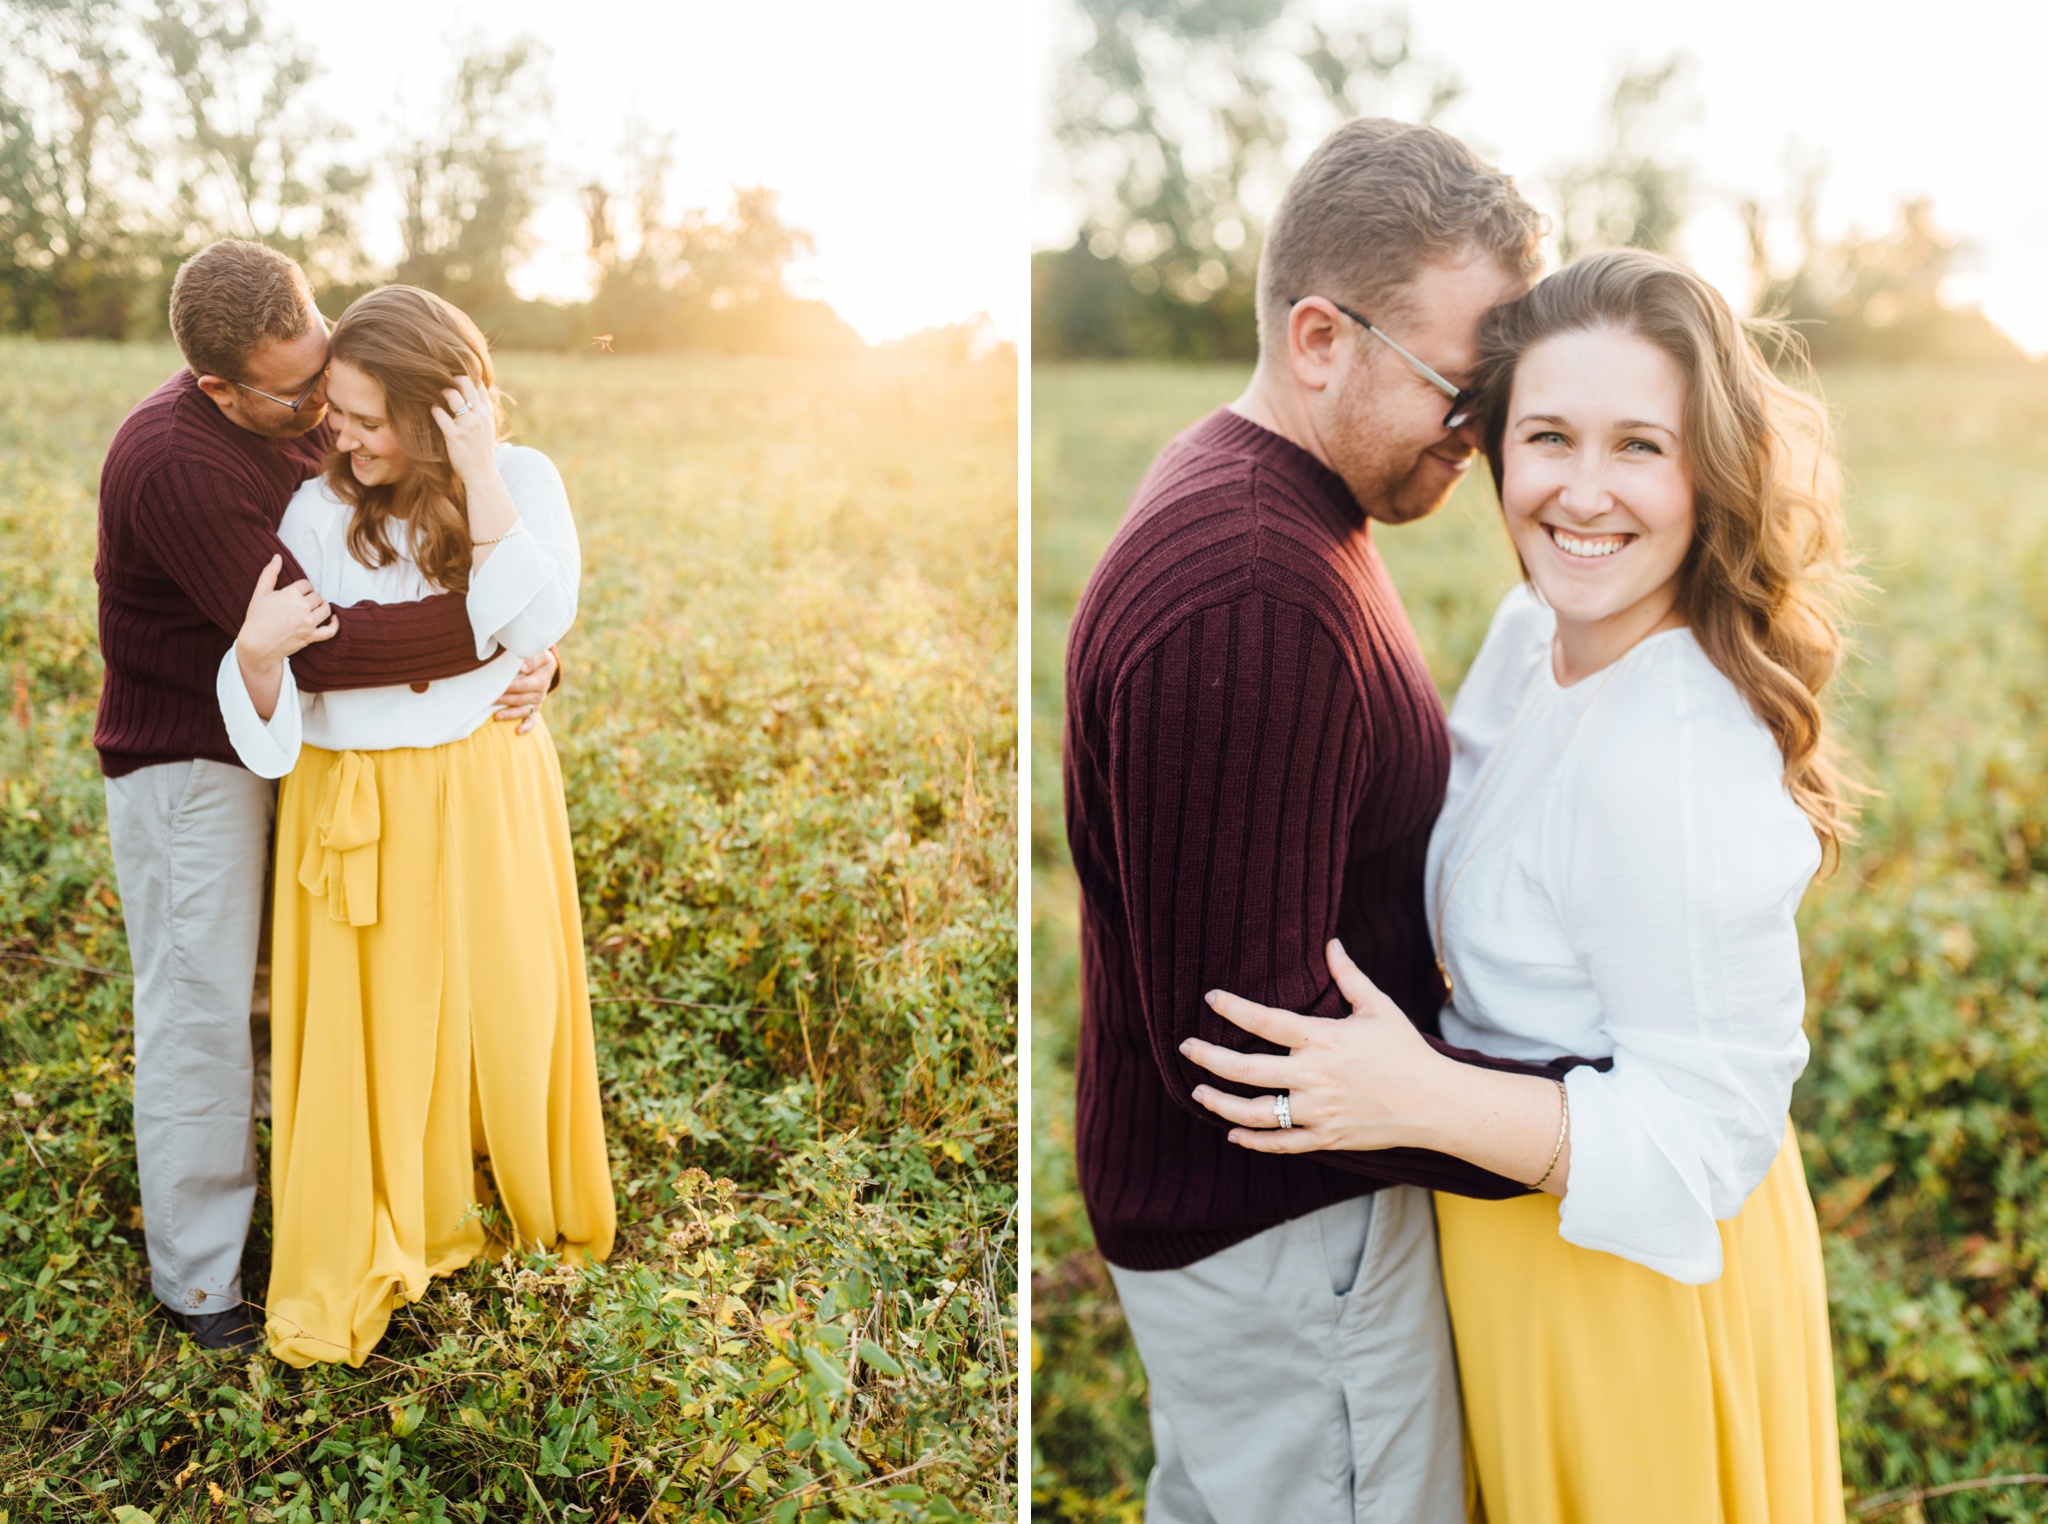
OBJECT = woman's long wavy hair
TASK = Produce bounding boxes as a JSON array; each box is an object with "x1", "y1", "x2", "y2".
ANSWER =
[
  {"x1": 324, "y1": 285, "x2": 503, "y2": 595},
  {"x1": 1471, "y1": 247, "x2": 1860, "y2": 863}
]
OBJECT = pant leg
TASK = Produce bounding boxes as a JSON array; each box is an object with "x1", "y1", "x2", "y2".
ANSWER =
[
  {"x1": 105, "y1": 759, "x2": 274, "y2": 1314},
  {"x1": 1109, "y1": 1187, "x2": 1465, "y2": 1524}
]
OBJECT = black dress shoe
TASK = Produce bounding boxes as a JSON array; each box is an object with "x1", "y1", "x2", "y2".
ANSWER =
[{"x1": 157, "y1": 1300, "x2": 264, "y2": 1354}]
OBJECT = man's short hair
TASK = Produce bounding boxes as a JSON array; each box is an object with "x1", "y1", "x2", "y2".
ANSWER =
[
  {"x1": 168, "y1": 239, "x2": 317, "y2": 380},
  {"x1": 1256, "y1": 119, "x2": 1546, "y2": 359}
]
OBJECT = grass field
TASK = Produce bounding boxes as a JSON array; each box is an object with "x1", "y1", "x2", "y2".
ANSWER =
[
  {"x1": 0, "y1": 340, "x2": 1017, "y2": 1520},
  {"x1": 1032, "y1": 360, "x2": 2048, "y2": 1522}
]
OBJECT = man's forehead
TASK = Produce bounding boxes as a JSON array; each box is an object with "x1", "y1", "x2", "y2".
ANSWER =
[
  {"x1": 1402, "y1": 258, "x2": 1525, "y2": 341},
  {"x1": 245, "y1": 314, "x2": 330, "y2": 385}
]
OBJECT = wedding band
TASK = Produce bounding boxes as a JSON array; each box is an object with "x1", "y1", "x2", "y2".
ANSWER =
[
  {"x1": 451, "y1": 401, "x2": 471, "y2": 416},
  {"x1": 1273, "y1": 1094, "x2": 1293, "y2": 1130}
]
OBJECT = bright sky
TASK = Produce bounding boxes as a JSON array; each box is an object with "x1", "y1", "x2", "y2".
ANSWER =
[
  {"x1": 274, "y1": 0, "x2": 1024, "y2": 345},
  {"x1": 1034, "y1": 0, "x2": 2048, "y2": 355}
]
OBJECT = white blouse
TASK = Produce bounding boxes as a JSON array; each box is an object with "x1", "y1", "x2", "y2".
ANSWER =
[
  {"x1": 1426, "y1": 584, "x2": 1820, "y2": 1284},
  {"x1": 216, "y1": 444, "x2": 579, "y2": 779}
]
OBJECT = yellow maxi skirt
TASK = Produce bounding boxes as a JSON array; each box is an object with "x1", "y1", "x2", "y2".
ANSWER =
[
  {"x1": 264, "y1": 719, "x2": 616, "y2": 1367},
  {"x1": 1436, "y1": 1127, "x2": 1843, "y2": 1524}
]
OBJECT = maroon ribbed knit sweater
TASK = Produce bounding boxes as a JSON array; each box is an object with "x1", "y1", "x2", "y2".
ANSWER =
[
  {"x1": 93, "y1": 370, "x2": 489, "y2": 778},
  {"x1": 1065, "y1": 409, "x2": 1598, "y2": 1271}
]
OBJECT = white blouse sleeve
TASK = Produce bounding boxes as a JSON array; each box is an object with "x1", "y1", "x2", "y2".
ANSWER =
[
  {"x1": 463, "y1": 446, "x2": 580, "y2": 659},
  {"x1": 1552, "y1": 653, "x2": 1821, "y2": 1284},
  {"x1": 215, "y1": 648, "x2": 304, "y2": 779}
]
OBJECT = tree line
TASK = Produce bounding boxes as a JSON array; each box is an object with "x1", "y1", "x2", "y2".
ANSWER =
[
  {"x1": 1035, "y1": 0, "x2": 2024, "y2": 365},
  {"x1": 0, "y1": 0, "x2": 863, "y2": 354}
]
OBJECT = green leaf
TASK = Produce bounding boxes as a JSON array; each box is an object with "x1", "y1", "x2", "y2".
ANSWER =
[
  {"x1": 857, "y1": 1339, "x2": 904, "y2": 1377},
  {"x1": 815, "y1": 1432, "x2": 868, "y2": 1476},
  {"x1": 801, "y1": 1345, "x2": 848, "y2": 1393}
]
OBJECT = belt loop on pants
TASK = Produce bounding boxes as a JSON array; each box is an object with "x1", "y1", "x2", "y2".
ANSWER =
[{"x1": 298, "y1": 750, "x2": 380, "y2": 926}]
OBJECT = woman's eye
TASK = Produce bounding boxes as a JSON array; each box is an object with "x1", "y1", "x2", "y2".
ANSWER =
[
  {"x1": 1621, "y1": 438, "x2": 1662, "y2": 454},
  {"x1": 1528, "y1": 430, "x2": 1566, "y2": 446}
]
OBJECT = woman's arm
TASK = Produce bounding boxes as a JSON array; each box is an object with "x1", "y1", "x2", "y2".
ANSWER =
[
  {"x1": 216, "y1": 553, "x2": 326, "y2": 777},
  {"x1": 458, "y1": 448, "x2": 580, "y2": 660},
  {"x1": 433, "y1": 374, "x2": 520, "y2": 573},
  {"x1": 234, "y1": 554, "x2": 336, "y2": 718},
  {"x1": 1184, "y1": 939, "x2": 1575, "y2": 1194},
  {"x1": 1192, "y1": 687, "x2": 1821, "y2": 1284}
]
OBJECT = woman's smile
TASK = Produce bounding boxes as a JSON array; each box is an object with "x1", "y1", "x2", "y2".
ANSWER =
[{"x1": 1542, "y1": 524, "x2": 1635, "y2": 559}]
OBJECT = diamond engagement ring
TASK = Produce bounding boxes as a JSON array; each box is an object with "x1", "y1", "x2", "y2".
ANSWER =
[{"x1": 1273, "y1": 1093, "x2": 1293, "y2": 1130}]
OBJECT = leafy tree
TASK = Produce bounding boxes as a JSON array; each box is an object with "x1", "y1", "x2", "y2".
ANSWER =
[
  {"x1": 1745, "y1": 183, "x2": 2022, "y2": 364},
  {"x1": 581, "y1": 127, "x2": 856, "y2": 355},
  {"x1": 392, "y1": 37, "x2": 550, "y2": 319},
  {"x1": 0, "y1": 0, "x2": 157, "y2": 336},
  {"x1": 145, "y1": 0, "x2": 372, "y2": 291},
  {"x1": 1549, "y1": 56, "x2": 1694, "y2": 261},
  {"x1": 1037, "y1": 0, "x2": 1459, "y2": 359}
]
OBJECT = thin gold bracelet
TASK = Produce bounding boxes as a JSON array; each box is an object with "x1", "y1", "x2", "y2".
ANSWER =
[{"x1": 1529, "y1": 1077, "x2": 1569, "y2": 1192}]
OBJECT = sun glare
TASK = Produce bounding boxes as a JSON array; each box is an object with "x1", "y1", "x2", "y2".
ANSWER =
[{"x1": 274, "y1": 0, "x2": 1019, "y2": 350}]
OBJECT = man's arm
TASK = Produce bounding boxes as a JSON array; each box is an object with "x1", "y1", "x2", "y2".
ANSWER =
[
  {"x1": 1104, "y1": 591, "x2": 1587, "y2": 1199},
  {"x1": 134, "y1": 462, "x2": 491, "y2": 693}
]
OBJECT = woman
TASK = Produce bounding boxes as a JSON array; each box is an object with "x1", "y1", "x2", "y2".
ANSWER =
[
  {"x1": 1181, "y1": 249, "x2": 1849, "y2": 1520},
  {"x1": 218, "y1": 285, "x2": 615, "y2": 1366}
]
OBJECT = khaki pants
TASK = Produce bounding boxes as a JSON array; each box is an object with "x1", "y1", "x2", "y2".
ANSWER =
[
  {"x1": 105, "y1": 759, "x2": 274, "y2": 1315},
  {"x1": 1107, "y1": 1187, "x2": 1465, "y2": 1524}
]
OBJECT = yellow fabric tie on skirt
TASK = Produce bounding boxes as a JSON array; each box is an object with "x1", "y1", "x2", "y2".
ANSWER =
[{"x1": 296, "y1": 749, "x2": 381, "y2": 926}]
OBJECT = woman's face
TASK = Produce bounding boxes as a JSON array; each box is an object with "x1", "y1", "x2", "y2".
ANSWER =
[
  {"x1": 1500, "y1": 326, "x2": 1695, "y2": 640},
  {"x1": 326, "y1": 360, "x2": 410, "y2": 487}
]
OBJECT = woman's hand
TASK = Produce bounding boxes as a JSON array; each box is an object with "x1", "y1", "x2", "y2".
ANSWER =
[
  {"x1": 435, "y1": 372, "x2": 520, "y2": 561},
  {"x1": 1180, "y1": 939, "x2": 1455, "y2": 1155},
  {"x1": 430, "y1": 373, "x2": 499, "y2": 487},
  {"x1": 237, "y1": 555, "x2": 337, "y2": 668},
  {"x1": 236, "y1": 555, "x2": 336, "y2": 719}
]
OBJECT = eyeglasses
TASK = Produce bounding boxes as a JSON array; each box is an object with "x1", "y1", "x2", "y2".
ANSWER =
[
  {"x1": 1288, "y1": 296, "x2": 1478, "y2": 431},
  {"x1": 232, "y1": 370, "x2": 327, "y2": 414}
]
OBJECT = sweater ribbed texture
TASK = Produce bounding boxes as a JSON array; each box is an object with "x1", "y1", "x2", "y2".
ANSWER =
[
  {"x1": 1065, "y1": 409, "x2": 1591, "y2": 1271},
  {"x1": 93, "y1": 370, "x2": 489, "y2": 778}
]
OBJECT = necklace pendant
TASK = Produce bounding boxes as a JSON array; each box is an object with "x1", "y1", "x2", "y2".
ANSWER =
[{"x1": 1435, "y1": 955, "x2": 1454, "y2": 1000}]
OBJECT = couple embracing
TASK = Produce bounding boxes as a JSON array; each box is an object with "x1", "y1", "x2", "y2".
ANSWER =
[
  {"x1": 97, "y1": 239, "x2": 614, "y2": 1364},
  {"x1": 1065, "y1": 120, "x2": 1848, "y2": 1520}
]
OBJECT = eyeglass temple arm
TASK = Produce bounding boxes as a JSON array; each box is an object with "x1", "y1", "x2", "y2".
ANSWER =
[{"x1": 1294, "y1": 295, "x2": 1464, "y2": 403}]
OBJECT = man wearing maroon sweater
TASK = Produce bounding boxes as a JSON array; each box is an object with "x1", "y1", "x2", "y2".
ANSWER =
[
  {"x1": 1063, "y1": 123, "x2": 1554, "y2": 1520},
  {"x1": 95, "y1": 241, "x2": 554, "y2": 1353}
]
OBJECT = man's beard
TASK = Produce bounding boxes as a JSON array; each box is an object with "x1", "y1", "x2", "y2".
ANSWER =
[{"x1": 1322, "y1": 365, "x2": 1467, "y2": 526}]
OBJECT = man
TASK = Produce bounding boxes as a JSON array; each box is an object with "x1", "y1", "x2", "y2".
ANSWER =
[
  {"x1": 96, "y1": 239, "x2": 554, "y2": 1353},
  {"x1": 1063, "y1": 120, "x2": 1562, "y2": 1520}
]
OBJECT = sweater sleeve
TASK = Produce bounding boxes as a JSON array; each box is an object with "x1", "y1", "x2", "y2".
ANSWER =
[
  {"x1": 129, "y1": 460, "x2": 492, "y2": 694},
  {"x1": 1105, "y1": 591, "x2": 1557, "y2": 1197}
]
